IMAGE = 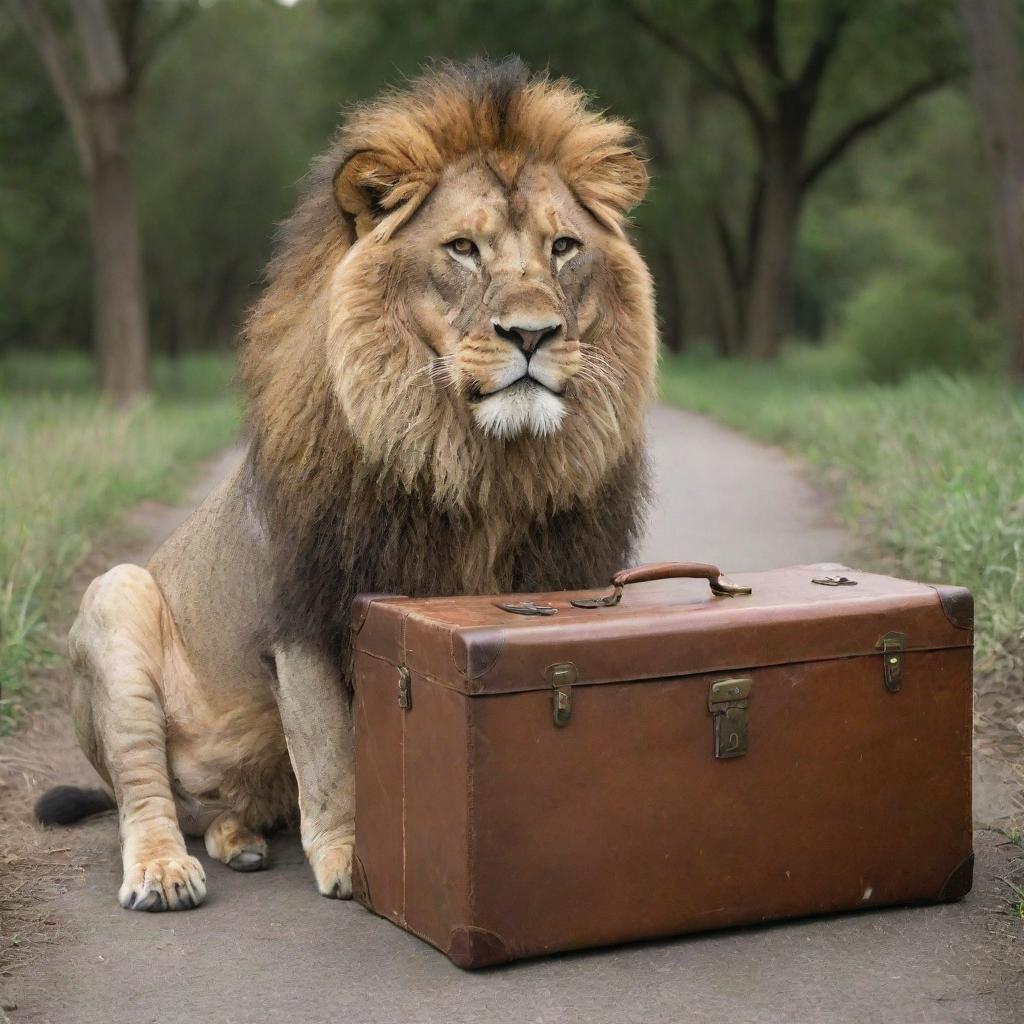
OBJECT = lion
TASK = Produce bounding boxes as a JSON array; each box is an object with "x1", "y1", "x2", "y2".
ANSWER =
[{"x1": 35, "y1": 57, "x2": 657, "y2": 911}]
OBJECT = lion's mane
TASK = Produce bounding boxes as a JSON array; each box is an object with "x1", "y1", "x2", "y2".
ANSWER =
[{"x1": 240, "y1": 57, "x2": 657, "y2": 659}]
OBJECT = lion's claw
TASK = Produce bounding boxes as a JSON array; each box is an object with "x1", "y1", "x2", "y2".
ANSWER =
[{"x1": 119, "y1": 855, "x2": 207, "y2": 912}]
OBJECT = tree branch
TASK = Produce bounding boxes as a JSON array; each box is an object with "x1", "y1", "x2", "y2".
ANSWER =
[
  {"x1": 796, "y1": 3, "x2": 852, "y2": 103},
  {"x1": 118, "y1": 0, "x2": 144, "y2": 91},
  {"x1": 743, "y1": 169, "x2": 765, "y2": 285},
  {"x1": 71, "y1": 0, "x2": 129, "y2": 96},
  {"x1": 711, "y1": 202, "x2": 742, "y2": 294},
  {"x1": 801, "y1": 71, "x2": 955, "y2": 187},
  {"x1": 131, "y1": 3, "x2": 197, "y2": 91},
  {"x1": 616, "y1": 0, "x2": 767, "y2": 129},
  {"x1": 7, "y1": 0, "x2": 95, "y2": 174},
  {"x1": 719, "y1": 45, "x2": 765, "y2": 131},
  {"x1": 752, "y1": 0, "x2": 783, "y2": 81}
]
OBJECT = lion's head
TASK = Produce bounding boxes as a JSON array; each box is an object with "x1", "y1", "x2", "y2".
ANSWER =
[
  {"x1": 245, "y1": 57, "x2": 655, "y2": 502},
  {"x1": 242, "y1": 58, "x2": 657, "y2": 649},
  {"x1": 331, "y1": 72, "x2": 652, "y2": 443}
]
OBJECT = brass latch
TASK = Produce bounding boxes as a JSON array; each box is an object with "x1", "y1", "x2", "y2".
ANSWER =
[
  {"x1": 397, "y1": 665, "x2": 412, "y2": 709},
  {"x1": 708, "y1": 677, "x2": 751, "y2": 758},
  {"x1": 546, "y1": 662, "x2": 577, "y2": 727},
  {"x1": 878, "y1": 632, "x2": 906, "y2": 693}
]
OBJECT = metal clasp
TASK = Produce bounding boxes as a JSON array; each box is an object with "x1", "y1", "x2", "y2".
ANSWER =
[
  {"x1": 878, "y1": 632, "x2": 906, "y2": 693},
  {"x1": 546, "y1": 662, "x2": 577, "y2": 727},
  {"x1": 496, "y1": 601, "x2": 557, "y2": 616},
  {"x1": 397, "y1": 665, "x2": 412, "y2": 709},
  {"x1": 708, "y1": 677, "x2": 751, "y2": 758},
  {"x1": 812, "y1": 575, "x2": 857, "y2": 587},
  {"x1": 570, "y1": 585, "x2": 623, "y2": 609}
]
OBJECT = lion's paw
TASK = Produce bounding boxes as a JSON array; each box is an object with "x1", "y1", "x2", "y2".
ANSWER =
[
  {"x1": 204, "y1": 814, "x2": 269, "y2": 873},
  {"x1": 119, "y1": 855, "x2": 207, "y2": 912},
  {"x1": 310, "y1": 840, "x2": 354, "y2": 900}
]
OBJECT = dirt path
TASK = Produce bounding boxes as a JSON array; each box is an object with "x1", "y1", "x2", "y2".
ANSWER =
[
  {"x1": 0, "y1": 446, "x2": 244, "y2": 993},
  {"x1": 1, "y1": 411, "x2": 1021, "y2": 1024}
]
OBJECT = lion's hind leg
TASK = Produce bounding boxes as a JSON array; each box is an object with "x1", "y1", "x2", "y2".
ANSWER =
[
  {"x1": 70, "y1": 564, "x2": 206, "y2": 911},
  {"x1": 204, "y1": 812, "x2": 269, "y2": 872}
]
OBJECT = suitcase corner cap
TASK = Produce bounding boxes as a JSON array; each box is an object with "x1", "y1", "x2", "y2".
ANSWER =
[
  {"x1": 451, "y1": 626, "x2": 506, "y2": 682},
  {"x1": 445, "y1": 926, "x2": 512, "y2": 969}
]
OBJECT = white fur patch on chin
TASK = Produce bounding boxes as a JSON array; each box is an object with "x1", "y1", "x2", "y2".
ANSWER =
[{"x1": 471, "y1": 386, "x2": 566, "y2": 439}]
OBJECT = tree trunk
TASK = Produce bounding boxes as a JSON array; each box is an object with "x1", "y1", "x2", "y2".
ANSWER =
[
  {"x1": 743, "y1": 158, "x2": 802, "y2": 359},
  {"x1": 86, "y1": 94, "x2": 149, "y2": 402},
  {"x1": 703, "y1": 221, "x2": 742, "y2": 357},
  {"x1": 961, "y1": 0, "x2": 1024, "y2": 378}
]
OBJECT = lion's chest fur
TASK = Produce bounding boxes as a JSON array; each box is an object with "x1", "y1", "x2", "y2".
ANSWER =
[{"x1": 254, "y1": 442, "x2": 647, "y2": 660}]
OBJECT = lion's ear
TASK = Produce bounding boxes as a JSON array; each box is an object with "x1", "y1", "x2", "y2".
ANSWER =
[
  {"x1": 334, "y1": 150, "x2": 434, "y2": 240},
  {"x1": 334, "y1": 151, "x2": 401, "y2": 237},
  {"x1": 572, "y1": 148, "x2": 649, "y2": 234}
]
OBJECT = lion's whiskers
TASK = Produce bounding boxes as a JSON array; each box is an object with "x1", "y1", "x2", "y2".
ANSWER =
[
  {"x1": 570, "y1": 346, "x2": 624, "y2": 397},
  {"x1": 579, "y1": 346, "x2": 625, "y2": 383},
  {"x1": 408, "y1": 354, "x2": 458, "y2": 391}
]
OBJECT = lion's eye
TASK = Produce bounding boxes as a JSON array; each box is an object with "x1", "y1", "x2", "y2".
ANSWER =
[
  {"x1": 552, "y1": 237, "x2": 580, "y2": 258},
  {"x1": 446, "y1": 238, "x2": 478, "y2": 258}
]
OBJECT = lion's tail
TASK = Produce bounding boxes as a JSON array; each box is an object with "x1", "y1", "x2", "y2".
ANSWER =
[{"x1": 35, "y1": 785, "x2": 115, "y2": 826}]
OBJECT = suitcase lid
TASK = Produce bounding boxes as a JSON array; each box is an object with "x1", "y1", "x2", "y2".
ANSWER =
[{"x1": 351, "y1": 563, "x2": 973, "y2": 697}]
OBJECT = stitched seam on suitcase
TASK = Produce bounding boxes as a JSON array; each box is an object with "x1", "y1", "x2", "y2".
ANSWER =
[
  {"x1": 352, "y1": 645, "x2": 973, "y2": 696},
  {"x1": 964, "y1": 648, "x2": 975, "y2": 828},
  {"x1": 465, "y1": 689, "x2": 476, "y2": 926},
  {"x1": 400, "y1": 611, "x2": 408, "y2": 926}
]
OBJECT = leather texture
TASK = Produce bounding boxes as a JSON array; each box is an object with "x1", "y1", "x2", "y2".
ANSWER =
[{"x1": 352, "y1": 562, "x2": 974, "y2": 968}]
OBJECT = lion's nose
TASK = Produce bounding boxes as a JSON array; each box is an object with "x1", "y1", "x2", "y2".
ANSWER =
[{"x1": 493, "y1": 320, "x2": 563, "y2": 356}]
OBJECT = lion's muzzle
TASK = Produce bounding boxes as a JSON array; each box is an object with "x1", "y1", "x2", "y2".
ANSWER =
[{"x1": 492, "y1": 318, "x2": 564, "y2": 357}]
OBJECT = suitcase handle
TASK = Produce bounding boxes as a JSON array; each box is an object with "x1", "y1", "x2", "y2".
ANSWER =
[{"x1": 571, "y1": 562, "x2": 752, "y2": 608}]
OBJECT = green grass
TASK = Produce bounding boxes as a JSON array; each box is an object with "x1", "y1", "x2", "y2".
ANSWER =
[
  {"x1": 1005, "y1": 879, "x2": 1024, "y2": 920},
  {"x1": 0, "y1": 349, "x2": 237, "y2": 400},
  {"x1": 0, "y1": 352, "x2": 240, "y2": 732},
  {"x1": 659, "y1": 350, "x2": 1024, "y2": 670}
]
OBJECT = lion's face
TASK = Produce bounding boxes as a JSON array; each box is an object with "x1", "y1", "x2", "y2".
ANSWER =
[
  {"x1": 396, "y1": 159, "x2": 594, "y2": 439},
  {"x1": 248, "y1": 63, "x2": 657, "y2": 510},
  {"x1": 329, "y1": 151, "x2": 653, "y2": 461}
]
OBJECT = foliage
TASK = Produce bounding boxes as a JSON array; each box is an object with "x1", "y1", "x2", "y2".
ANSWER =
[
  {"x1": 836, "y1": 265, "x2": 1000, "y2": 381},
  {"x1": 611, "y1": 0, "x2": 966, "y2": 354},
  {"x1": 135, "y1": 0, "x2": 336, "y2": 354},
  {"x1": 1, "y1": 0, "x2": 1007, "y2": 373},
  {"x1": 660, "y1": 355, "x2": 1024, "y2": 670},
  {"x1": 0, "y1": 9, "x2": 90, "y2": 351},
  {"x1": 0, "y1": 353, "x2": 239, "y2": 732},
  {"x1": 0, "y1": 0, "x2": 336, "y2": 356}
]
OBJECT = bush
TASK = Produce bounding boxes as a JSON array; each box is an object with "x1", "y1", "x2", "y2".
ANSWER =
[{"x1": 837, "y1": 271, "x2": 1000, "y2": 381}]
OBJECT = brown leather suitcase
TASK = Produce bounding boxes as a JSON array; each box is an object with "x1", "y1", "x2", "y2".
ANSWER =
[{"x1": 350, "y1": 561, "x2": 974, "y2": 968}]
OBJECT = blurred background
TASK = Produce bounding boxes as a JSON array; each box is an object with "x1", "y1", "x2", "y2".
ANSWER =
[
  {"x1": 1, "y1": 1, "x2": 1022, "y2": 780},
  {"x1": 3, "y1": 0, "x2": 1022, "y2": 383}
]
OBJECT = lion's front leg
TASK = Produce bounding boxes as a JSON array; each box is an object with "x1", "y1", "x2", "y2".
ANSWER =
[{"x1": 273, "y1": 643, "x2": 355, "y2": 899}]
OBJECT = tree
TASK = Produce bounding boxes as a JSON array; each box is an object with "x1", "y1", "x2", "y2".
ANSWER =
[
  {"x1": 960, "y1": 0, "x2": 1024, "y2": 379},
  {"x1": 8, "y1": 0, "x2": 187, "y2": 401},
  {"x1": 618, "y1": 0, "x2": 960, "y2": 357}
]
